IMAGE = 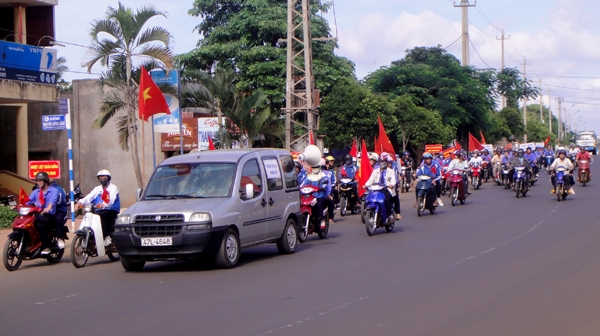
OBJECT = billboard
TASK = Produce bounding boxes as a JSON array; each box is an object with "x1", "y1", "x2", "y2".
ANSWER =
[
  {"x1": 198, "y1": 117, "x2": 226, "y2": 150},
  {"x1": 150, "y1": 69, "x2": 180, "y2": 133},
  {"x1": 0, "y1": 40, "x2": 57, "y2": 84},
  {"x1": 29, "y1": 160, "x2": 60, "y2": 179},
  {"x1": 161, "y1": 119, "x2": 198, "y2": 152}
]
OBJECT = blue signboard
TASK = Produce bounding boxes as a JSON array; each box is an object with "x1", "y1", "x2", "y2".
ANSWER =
[
  {"x1": 150, "y1": 69, "x2": 180, "y2": 133},
  {"x1": 42, "y1": 114, "x2": 66, "y2": 131},
  {"x1": 0, "y1": 40, "x2": 58, "y2": 84},
  {"x1": 59, "y1": 98, "x2": 69, "y2": 114}
]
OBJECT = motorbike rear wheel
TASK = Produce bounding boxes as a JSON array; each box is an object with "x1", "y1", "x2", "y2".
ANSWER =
[
  {"x1": 365, "y1": 210, "x2": 377, "y2": 236},
  {"x1": 582, "y1": 171, "x2": 587, "y2": 187},
  {"x1": 451, "y1": 187, "x2": 458, "y2": 206},
  {"x1": 3, "y1": 237, "x2": 23, "y2": 271},
  {"x1": 556, "y1": 185, "x2": 562, "y2": 202},
  {"x1": 71, "y1": 235, "x2": 89, "y2": 268},
  {"x1": 340, "y1": 197, "x2": 347, "y2": 217},
  {"x1": 516, "y1": 181, "x2": 521, "y2": 198}
]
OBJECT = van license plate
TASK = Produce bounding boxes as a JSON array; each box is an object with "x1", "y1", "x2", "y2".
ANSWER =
[{"x1": 141, "y1": 237, "x2": 172, "y2": 246}]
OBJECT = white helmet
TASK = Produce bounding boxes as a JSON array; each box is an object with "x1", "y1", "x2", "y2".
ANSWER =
[{"x1": 97, "y1": 169, "x2": 111, "y2": 177}]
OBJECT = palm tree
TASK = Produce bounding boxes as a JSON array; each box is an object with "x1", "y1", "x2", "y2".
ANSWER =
[
  {"x1": 182, "y1": 69, "x2": 284, "y2": 148},
  {"x1": 84, "y1": 1, "x2": 173, "y2": 188}
]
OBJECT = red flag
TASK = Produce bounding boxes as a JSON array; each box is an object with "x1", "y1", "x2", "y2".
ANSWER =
[
  {"x1": 38, "y1": 188, "x2": 45, "y2": 208},
  {"x1": 358, "y1": 140, "x2": 373, "y2": 197},
  {"x1": 18, "y1": 188, "x2": 29, "y2": 205},
  {"x1": 349, "y1": 139, "x2": 358, "y2": 159},
  {"x1": 468, "y1": 133, "x2": 484, "y2": 152},
  {"x1": 377, "y1": 116, "x2": 396, "y2": 157},
  {"x1": 374, "y1": 137, "x2": 380, "y2": 154},
  {"x1": 101, "y1": 189, "x2": 110, "y2": 204},
  {"x1": 480, "y1": 130, "x2": 486, "y2": 144},
  {"x1": 454, "y1": 140, "x2": 462, "y2": 150},
  {"x1": 544, "y1": 136, "x2": 551, "y2": 146},
  {"x1": 506, "y1": 143, "x2": 513, "y2": 150},
  {"x1": 138, "y1": 68, "x2": 171, "y2": 121},
  {"x1": 208, "y1": 136, "x2": 216, "y2": 150},
  {"x1": 309, "y1": 131, "x2": 315, "y2": 145}
]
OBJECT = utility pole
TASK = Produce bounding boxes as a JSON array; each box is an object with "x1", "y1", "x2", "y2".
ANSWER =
[
  {"x1": 548, "y1": 88, "x2": 552, "y2": 133},
  {"x1": 454, "y1": 0, "x2": 475, "y2": 66},
  {"x1": 539, "y1": 78, "x2": 544, "y2": 123},
  {"x1": 557, "y1": 97, "x2": 563, "y2": 142},
  {"x1": 284, "y1": 0, "x2": 322, "y2": 150},
  {"x1": 497, "y1": 30, "x2": 509, "y2": 109},
  {"x1": 521, "y1": 57, "x2": 530, "y2": 142}
]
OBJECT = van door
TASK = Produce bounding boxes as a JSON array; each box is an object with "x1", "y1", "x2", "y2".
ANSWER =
[
  {"x1": 238, "y1": 157, "x2": 268, "y2": 244},
  {"x1": 261, "y1": 154, "x2": 291, "y2": 239}
]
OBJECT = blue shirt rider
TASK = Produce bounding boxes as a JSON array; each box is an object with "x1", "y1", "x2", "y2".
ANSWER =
[
  {"x1": 339, "y1": 154, "x2": 358, "y2": 181},
  {"x1": 25, "y1": 172, "x2": 61, "y2": 254},
  {"x1": 415, "y1": 153, "x2": 442, "y2": 207},
  {"x1": 300, "y1": 164, "x2": 330, "y2": 228}
]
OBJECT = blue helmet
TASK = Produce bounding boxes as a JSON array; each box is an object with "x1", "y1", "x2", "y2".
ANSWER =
[{"x1": 423, "y1": 153, "x2": 433, "y2": 159}]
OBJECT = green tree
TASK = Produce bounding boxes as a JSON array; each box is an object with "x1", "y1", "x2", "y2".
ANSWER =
[
  {"x1": 179, "y1": 0, "x2": 355, "y2": 108},
  {"x1": 366, "y1": 46, "x2": 494, "y2": 143},
  {"x1": 84, "y1": 2, "x2": 173, "y2": 188},
  {"x1": 390, "y1": 95, "x2": 455, "y2": 156},
  {"x1": 320, "y1": 78, "x2": 388, "y2": 149},
  {"x1": 496, "y1": 68, "x2": 539, "y2": 109},
  {"x1": 486, "y1": 112, "x2": 511, "y2": 144},
  {"x1": 498, "y1": 107, "x2": 524, "y2": 139}
]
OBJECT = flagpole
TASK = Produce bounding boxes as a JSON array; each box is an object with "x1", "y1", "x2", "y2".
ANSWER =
[
  {"x1": 142, "y1": 112, "x2": 146, "y2": 184},
  {"x1": 151, "y1": 115, "x2": 156, "y2": 168},
  {"x1": 177, "y1": 70, "x2": 184, "y2": 155}
]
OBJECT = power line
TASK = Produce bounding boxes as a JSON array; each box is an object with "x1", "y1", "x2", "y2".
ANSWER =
[
  {"x1": 474, "y1": 3, "x2": 503, "y2": 33},
  {"x1": 544, "y1": 83, "x2": 600, "y2": 92},
  {"x1": 469, "y1": 20, "x2": 495, "y2": 37},
  {"x1": 444, "y1": 35, "x2": 462, "y2": 50},
  {"x1": 469, "y1": 38, "x2": 492, "y2": 68}
]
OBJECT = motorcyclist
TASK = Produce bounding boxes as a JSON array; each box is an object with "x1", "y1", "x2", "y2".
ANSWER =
[
  {"x1": 491, "y1": 148, "x2": 503, "y2": 182},
  {"x1": 369, "y1": 152, "x2": 379, "y2": 169},
  {"x1": 325, "y1": 156, "x2": 339, "y2": 209},
  {"x1": 383, "y1": 153, "x2": 402, "y2": 219},
  {"x1": 76, "y1": 170, "x2": 121, "y2": 246},
  {"x1": 575, "y1": 147, "x2": 592, "y2": 182},
  {"x1": 414, "y1": 153, "x2": 442, "y2": 207},
  {"x1": 321, "y1": 159, "x2": 336, "y2": 225},
  {"x1": 524, "y1": 147, "x2": 539, "y2": 178},
  {"x1": 20, "y1": 172, "x2": 60, "y2": 254},
  {"x1": 294, "y1": 160, "x2": 306, "y2": 185},
  {"x1": 550, "y1": 149, "x2": 575, "y2": 194},
  {"x1": 300, "y1": 162, "x2": 330, "y2": 229},
  {"x1": 509, "y1": 149, "x2": 531, "y2": 190},
  {"x1": 49, "y1": 181, "x2": 68, "y2": 248},
  {"x1": 468, "y1": 150, "x2": 483, "y2": 167},
  {"x1": 544, "y1": 145, "x2": 555, "y2": 158},
  {"x1": 365, "y1": 155, "x2": 398, "y2": 223},
  {"x1": 448, "y1": 150, "x2": 470, "y2": 195},
  {"x1": 402, "y1": 151, "x2": 414, "y2": 186}
]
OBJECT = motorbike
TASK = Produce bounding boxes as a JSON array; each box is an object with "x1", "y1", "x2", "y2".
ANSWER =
[
  {"x1": 501, "y1": 164, "x2": 511, "y2": 189},
  {"x1": 494, "y1": 162, "x2": 503, "y2": 186},
  {"x1": 416, "y1": 176, "x2": 437, "y2": 217},
  {"x1": 298, "y1": 185, "x2": 329, "y2": 242},
  {"x1": 528, "y1": 161, "x2": 538, "y2": 186},
  {"x1": 67, "y1": 183, "x2": 84, "y2": 218},
  {"x1": 537, "y1": 156, "x2": 544, "y2": 171},
  {"x1": 399, "y1": 167, "x2": 411, "y2": 193},
  {"x1": 579, "y1": 160, "x2": 590, "y2": 186},
  {"x1": 482, "y1": 161, "x2": 490, "y2": 182},
  {"x1": 338, "y1": 178, "x2": 358, "y2": 217},
  {"x1": 3, "y1": 206, "x2": 69, "y2": 271},
  {"x1": 470, "y1": 163, "x2": 482, "y2": 190},
  {"x1": 554, "y1": 167, "x2": 570, "y2": 201},
  {"x1": 364, "y1": 185, "x2": 395, "y2": 236},
  {"x1": 449, "y1": 170, "x2": 467, "y2": 206},
  {"x1": 71, "y1": 204, "x2": 120, "y2": 268},
  {"x1": 545, "y1": 156, "x2": 554, "y2": 173},
  {"x1": 513, "y1": 166, "x2": 528, "y2": 198},
  {"x1": 440, "y1": 165, "x2": 450, "y2": 195}
]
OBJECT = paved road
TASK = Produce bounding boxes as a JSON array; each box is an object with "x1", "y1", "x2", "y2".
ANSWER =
[{"x1": 2, "y1": 164, "x2": 600, "y2": 336}]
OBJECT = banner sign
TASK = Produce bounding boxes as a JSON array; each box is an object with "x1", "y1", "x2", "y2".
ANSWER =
[
  {"x1": 29, "y1": 160, "x2": 60, "y2": 179},
  {"x1": 482, "y1": 144, "x2": 493, "y2": 152},
  {"x1": 425, "y1": 144, "x2": 443, "y2": 153},
  {"x1": 519, "y1": 143, "x2": 535, "y2": 149},
  {"x1": 198, "y1": 117, "x2": 226, "y2": 150},
  {"x1": 161, "y1": 118, "x2": 198, "y2": 151},
  {"x1": 42, "y1": 114, "x2": 66, "y2": 131},
  {"x1": 0, "y1": 40, "x2": 57, "y2": 84},
  {"x1": 150, "y1": 69, "x2": 180, "y2": 133}
]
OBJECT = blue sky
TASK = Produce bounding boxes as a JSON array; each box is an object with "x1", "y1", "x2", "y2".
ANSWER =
[{"x1": 55, "y1": 0, "x2": 600, "y2": 133}]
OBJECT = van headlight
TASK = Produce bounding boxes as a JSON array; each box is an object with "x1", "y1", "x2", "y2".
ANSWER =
[
  {"x1": 188, "y1": 212, "x2": 211, "y2": 223},
  {"x1": 116, "y1": 215, "x2": 131, "y2": 225}
]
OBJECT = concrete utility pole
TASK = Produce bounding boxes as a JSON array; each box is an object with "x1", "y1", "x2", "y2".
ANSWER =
[
  {"x1": 557, "y1": 97, "x2": 563, "y2": 141},
  {"x1": 539, "y1": 78, "x2": 544, "y2": 123},
  {"x1": 548, "y1": 88, "x2": 552, "y2": 133},
  {"x1": 284, "y1": 0, "x2": 320, "y2": 150},
  {"x1": 454, "y1": 0, "x2": 475, "y2": 66},
  {"x1": 497, "y1": 30, "x2": 510, "y2": 109},
  {"x1": 521, "y1": 57, "x2": 530, "y2": 143}
]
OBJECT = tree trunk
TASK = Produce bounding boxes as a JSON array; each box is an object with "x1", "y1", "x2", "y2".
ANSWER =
[{"x1": 127, "y1": 82, "x2": 143, "y2": 189}]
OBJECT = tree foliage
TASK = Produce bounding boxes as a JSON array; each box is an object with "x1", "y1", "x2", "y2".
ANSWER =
[{"x1": 179, "y1": 0, "x2": 355, "y2": 108}]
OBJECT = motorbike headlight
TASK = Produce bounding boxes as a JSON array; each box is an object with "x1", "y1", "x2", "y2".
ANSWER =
[
  {"x1": 19, "y1": 207, "x2": 31, "y2": 216},
  {"x1": 188, "y1": 212, "x2": 211, "y2": 223},
  {"x1": 116, "y1": 215, "x2": 131, "y2": 225}
]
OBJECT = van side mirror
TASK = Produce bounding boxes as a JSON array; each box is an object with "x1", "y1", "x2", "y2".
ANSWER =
[
  {"x1": 244, "y1": 184, "x2": 254, "y2": 200},
  {"x1": 136, "y1": 188, "x2": 143, "y2": 202}
]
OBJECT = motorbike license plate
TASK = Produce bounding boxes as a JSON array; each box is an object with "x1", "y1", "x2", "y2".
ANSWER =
[{"x1": 141, "y1": 237, "x2": 172, "y2": 246}]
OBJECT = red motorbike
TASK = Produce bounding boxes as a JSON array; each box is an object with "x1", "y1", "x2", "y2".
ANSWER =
[
  {"x1": 578, "y1": 160, "x2": 591, "y2": 186},
  {"x1": 3, "y1": 205, "x2": 68, "y2": 271},
  {"x1": 298, "y1": 185, "x2": 329, "y2": 243},
  {"x1": 482, "y1": 161, "x2": 490, "y2": 182},
  {"x1": 440, "y1": 164, "x2": 450, "y2": 195},
  {"x1": 470, "y1": 164, "x2": 482, "y2": 190},
  {"x1": 449, "y1": 169, "x2": 467, "y2": 206}
]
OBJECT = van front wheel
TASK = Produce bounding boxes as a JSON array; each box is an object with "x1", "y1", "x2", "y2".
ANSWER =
[{"x1": 215, "y1": 228, "x2": 240, "y2": 269}]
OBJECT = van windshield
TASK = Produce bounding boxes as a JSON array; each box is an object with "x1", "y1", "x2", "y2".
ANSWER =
[{"x1": 144, "y1": 163, "x2": 236, "y2": 199}]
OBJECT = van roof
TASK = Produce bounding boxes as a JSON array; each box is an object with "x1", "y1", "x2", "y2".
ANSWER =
[{"x1": 160, "y1": 148, "x2": 289, "y2": 165}]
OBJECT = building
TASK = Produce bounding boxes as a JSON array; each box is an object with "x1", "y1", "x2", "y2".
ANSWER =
[{"x1": 0, "y1": 0, "x2": 60, "y2": 197}]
